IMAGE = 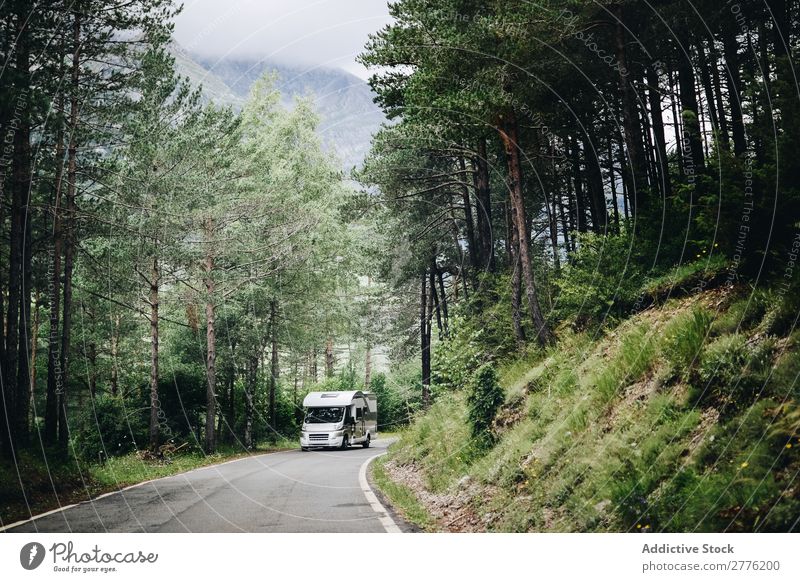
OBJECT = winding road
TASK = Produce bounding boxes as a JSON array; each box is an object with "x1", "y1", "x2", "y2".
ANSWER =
[{"x1": 4, "y1": 439, "x2": 402, "y2": 533}]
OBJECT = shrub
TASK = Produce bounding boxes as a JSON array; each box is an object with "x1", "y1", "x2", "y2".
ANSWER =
[
  {"x1": 467, "y1": 364, "x2": 504, "y2": 447},
  {"x1": 369, "y1": 372, "x2": 409, "y2": 431},
  {"x1": 698, "y1": 334, "x2": 774, "y2": 407},
  {"x1": 71, "y1": 395, "x2": 147, "y2": 464},
  {"x1": 618, "y1": 323, "x2": 657, "y2": 380},
  {"x1": 431, "y1": 314, "x2": 486, "y2": 393},
  {"x1": 711, "y1": 290, "x2": 770, "y2": 336},
  {"x1": 760, "y1": 285, "x2": 800, "y2": 336},
  {"x1": 556, "y1": 228, "x2": 643, "y2": 327},
  {"x1": 661, "y1": 307, "x2": 711, "y2": 376}
]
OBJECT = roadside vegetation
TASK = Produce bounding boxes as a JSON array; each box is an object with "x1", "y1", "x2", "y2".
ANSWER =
[{"x1": 375, "y1": 267, "x2": 800, "y2": 532}]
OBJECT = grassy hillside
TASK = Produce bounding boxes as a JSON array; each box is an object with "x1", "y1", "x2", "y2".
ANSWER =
[{"x1": 375, "y1": 282, "x2": 800, "y2": 532}]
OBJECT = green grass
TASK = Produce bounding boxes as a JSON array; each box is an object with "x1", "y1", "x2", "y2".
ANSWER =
[
  {"x1": 370, "y1": 455, "x2": 435, "y2": 530},
  {"x1": 660, "y1": 307, "x2": 712, "y2": 377},
  {"x1": 373, "y1": 285, "x2": 800, "y2": 532},
  {"x1": 643, "y1": 255, "x2": 728, "y2": 299}
]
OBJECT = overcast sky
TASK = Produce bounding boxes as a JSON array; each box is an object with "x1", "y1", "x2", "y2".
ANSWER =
[{"x1": 173, "y1": 0, "x2": 392, "y2": 79}]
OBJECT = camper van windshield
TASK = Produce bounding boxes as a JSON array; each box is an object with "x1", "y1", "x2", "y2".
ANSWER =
[{"x1": 305, "y1": 407, "x2": 344, "y2": 424}]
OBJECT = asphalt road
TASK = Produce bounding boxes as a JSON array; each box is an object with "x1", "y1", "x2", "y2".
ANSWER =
[{"x1": 5, "y1": 439, "x2": 400, "y2": 533}]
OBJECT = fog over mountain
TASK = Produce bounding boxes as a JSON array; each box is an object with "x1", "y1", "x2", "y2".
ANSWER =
[{"x1": 170, "y1": 42, "x2": 384, "y2": 171}]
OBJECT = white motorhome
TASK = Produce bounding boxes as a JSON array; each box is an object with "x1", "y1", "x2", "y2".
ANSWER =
[{"x1": 300, "y1": 390, "x2": 377, "y2": 450}]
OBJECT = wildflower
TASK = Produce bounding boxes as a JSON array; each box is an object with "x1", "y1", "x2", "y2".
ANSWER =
[
  {"x1": 786, "y1": 444, "x2": 792, "y2": 449},
  {"x1": 740, "y1": 461, "x2": 749, "y2": 468}
]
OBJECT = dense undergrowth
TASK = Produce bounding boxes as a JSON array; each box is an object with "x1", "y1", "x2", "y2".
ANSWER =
[{"x1": 379, "y1": 271, "x2": 800, "y2": 532}]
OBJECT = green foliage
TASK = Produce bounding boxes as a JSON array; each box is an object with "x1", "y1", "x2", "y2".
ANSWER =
[
  {"x1": 70, "y1": 396, "x2": 147, "y2": 464},
  {"x1": 697, "y1": 335, "x2": 774, "y2": 409},
  {"x1": 711, "y1": 291, "x2": 771, "y2": 336},
  {"x1": 556, "y1": 228, "x2": 643, "y2": 326},
  {"x1": 766, "y1": 335, "x2": 800, "y2": 400},
  {"x1": 369, "y1": 373, "x2": 408, "y2": 431},
  {"x1": 759, "y1": 285, "x2": 800, "y2": 336},
  {"x1": 642, "y1": 256, "x2": 728, "y2": 300},
  {"x1": 466, "y1": 364, "x2": 504, "y2": 447},
  {"x1": 431, "y1": 314, "x2": 486, "y2": 393}
]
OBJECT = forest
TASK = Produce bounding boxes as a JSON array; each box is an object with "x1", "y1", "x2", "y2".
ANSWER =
[
  {"x1": 358, "y1": 0, "x2": 800, "y2": 532},
  {"x1": 2, "y1": 0, "x2": 800, "y2": 532}
]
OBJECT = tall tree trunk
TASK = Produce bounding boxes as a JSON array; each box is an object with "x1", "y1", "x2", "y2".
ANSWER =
[
  {"x1": 583, "y1": 133, "x2": 608, "y2": 234},
  {"x1": 557, "y1": 186, "x2": 573, "y2": 252},
  {"x1": 420, "y1": 271, "x2": 430, "y2": 408},
  {"x1": 14, "y1": 64, "x2": 32, "y2": 447},
  {"x1": 447, "y1": 201, "x2": 469, "y2": 302},
  {"x1": 667, "y1": 63, "x2": 685, "y2": 176},
  {"x1": 547, "y1": 166, "x2": 562, "y2": 271},
  {"x1": 3, "y1": 4, "x2": 31, "y2": 455},
  {"x1": 58, "y1": 9, "x2": 82, "y2": 447},
  {"x1": 29, "y1": 292, "x2": 39, "y2": 427},
  {"x1": 435, "y1": 264, "x2": 449, "y2": 337},
  {"x1": 769, "y1": 0, "x2": 798, "y2": 181},
  {"x1": 87, "y1": 341, "x2": 97, "y2": 397},
  {"x1": 677, "y1": 40, "x2": 705, "y2": 177},
  {"x1": 564, "y1": 167, "x2": 577, "y2": 247},
  {"x1": 618, "y1": 137, "x2": 630, "y2": 220},
  {"x1": 311, "y1": 347, "x2": 317, "y2": 383},
  {"x1": 244, "y1": 353, "x2": 257, "y2": 449},
  {"x1": 614, "y1": 5, "x2": 648, "y2": 214},
  {"x1": 148, "y1": 258, "x2": 160, "y2": 450},
  {"x1": 696, "y1": 41, "x2": 722, "y2": 147},
  {"x1": 324, "y1": 336, "x2": 334, "y2": 378},
  {"x1": 608, "y1": 136, "x2": 621, "y2": 231},
  {"x1": 429, "y1": 260, "x2": 443, "y2": 339},
  {"x1": 364, "y1": 343, "x2": 372, "y2": 389},
  {"x1": 707, "y1": 39, "x2": 730, "y2": 148},
  {"x1": 269, "y1": 299, "x2": 279, "y2": 430},
  {"x1": 473, "y1": 138, "x2": 494, "y2": 272},
  {"x1": 507, "y1": 202, "x2": 526, "y2": 346},
  {"x1": 293, "y1": 363, "x2": 301, "y2": 424},
  {"x1": 110, "y1": 314, "x2": 119, "y2": 396},
  {"x1": 646, "y1": 64, "x2": 672, "y2": 198},
  {"x1": 46, "y1": 91, "x2": 66, "y2": 443},
  {"x1": 458, "y1": 156, "x2": 479, "y2": 272},
  {"x1": 721, "y1": 30, "x2": 746, "y2": 156},
  {"x1": 570, "y1": 139, "x2": 588, "y2": 233},
  {"x1": 497, "y1": 113, "x2": 552, "y2": 345},
  {"x1": 225, "y1": 361, "x2": 235, "y2": 443},
  {"x1": 204, "y1": 217, "x2": 217, "y2": 453}
]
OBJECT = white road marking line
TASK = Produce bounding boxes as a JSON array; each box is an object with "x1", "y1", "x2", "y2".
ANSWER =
[
  {"x1": 359, "y1": 452, "x2": 402, "y2": 533},
  {"x1": 0, "y1": 450, "x2": 288, "y2": 533},
  {"x1": 1, "y1": 503, "x2": 78, "y2": 532}
]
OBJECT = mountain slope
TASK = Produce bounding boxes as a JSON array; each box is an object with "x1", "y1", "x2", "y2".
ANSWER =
[
  {"x1": 374, "y1": 275, "x2": 800, "y2": 532},
  {"x1": 173, "y1": 48, "x2": 384, "y2": 171}
]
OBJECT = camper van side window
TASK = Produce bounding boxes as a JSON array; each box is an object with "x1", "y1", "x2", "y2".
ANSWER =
[{"x1": 356, "y1": 408, "x2": 363, "y2": 419}]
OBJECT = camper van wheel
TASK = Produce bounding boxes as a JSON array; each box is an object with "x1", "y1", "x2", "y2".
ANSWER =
[
  {"x1": 362, "y1": 435, "x2": 370, "y2": 448},
  {"x1": 340, "y1": 435, "x2": 349, "y2": 450}
]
